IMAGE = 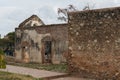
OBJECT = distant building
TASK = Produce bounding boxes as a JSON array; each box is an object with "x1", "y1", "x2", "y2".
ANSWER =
[{"x1": 15, "y1": 15, "x2": 68, "y2": 64}]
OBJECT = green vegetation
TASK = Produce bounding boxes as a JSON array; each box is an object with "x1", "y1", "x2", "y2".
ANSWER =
[
  {"x1": 8, "y1": 62, "x2": 68, "y2": 73},
  {"x1": 0, "y1": 49, "x2": 6, "y2": 68},
  {"x1": 0, "y1": 71, "x2": 43, "y2": 80},
  {"x1": 6, "y1": 32, "x2": 15, "y2": 43},
  {"x1": 0, "y1": 32, "x2": 15, "y2": 51},
  {"x1": 0, "y1": 49, "x2": 4, "y2": 55}
]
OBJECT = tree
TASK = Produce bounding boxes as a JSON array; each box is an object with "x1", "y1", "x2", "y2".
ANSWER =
[
  {"x1": 57, "y1": 4, "x2": 95, "y2": 22},
  {"x1": 57, "y1": 4, "x2": 77, "y2": 22},
  {"x1": 6, "y1": 32, "x2": 15, "y2": 43},
  {"x1": 0, "y1": 39, "x2": 9, "y2": 48},
  {"x1": 83, "y1": 3, "x2": 95, "y2": 10},
  {"x1": 0, "y1": 32, "x2": 15, "y2": 56}
]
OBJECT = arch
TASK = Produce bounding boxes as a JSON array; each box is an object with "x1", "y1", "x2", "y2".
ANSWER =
[{"x1": 41, "y1": 36, "x2": 52, "y2": 42}]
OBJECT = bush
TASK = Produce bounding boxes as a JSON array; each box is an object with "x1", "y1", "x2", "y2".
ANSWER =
[
  {"x1": 0, "y1": 49, "x2": 6, "y2": 68},
  {"x1": 0, "y1": 49, "x2": 4, "y2": 55}
]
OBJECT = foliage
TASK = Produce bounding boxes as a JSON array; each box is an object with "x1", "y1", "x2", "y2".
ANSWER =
[
  {"x1": 0, "y1": 32, "x2": 15, "y2": 46},
  {"x1": 6, "y1": 32, "x2": 15, "y2": 43},
  {"x1": 0, "y1": 32, "x2": 15, "y2": 56},
  {"x1": 0, "y1": 39, "x2": 9, "y2": 48},
  {"x1": 0, "y1": 49, "x2": 4, "y2": 55},
  {"x1": 57, "y1": 4, "x2": 95, "y2": 22},
  {"x1": 0, "y1": 49, "x2": 6, "y2": 68},
  {"x1": 57, "y1": 5, "x2": 77, "y2": 22}
]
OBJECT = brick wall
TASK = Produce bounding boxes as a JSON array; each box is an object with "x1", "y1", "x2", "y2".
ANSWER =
[{"x1": 68, "y1": 7, "x2": 120, "y2": 79}]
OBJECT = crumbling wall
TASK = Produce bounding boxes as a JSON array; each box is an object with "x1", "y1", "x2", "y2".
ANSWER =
[
  {"x1": 15, "y1": 29, "x2": 22, "y2": 61},
  {"x1": 15, "y1": 24, "x2": 68, "y2": 64},
  {"x1": 68, "y1": 7, "x2": 120, "y2": 79},
  {"x1": 18, "y1": 15, "x2": 44, "y2": 28},
  {"x1": 35, "y1": 24, "x2": 68, "y2": 64}
]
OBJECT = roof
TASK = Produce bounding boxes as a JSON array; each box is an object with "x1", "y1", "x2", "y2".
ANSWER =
[
  {"x1": 18, "y1": 15, "x2": 45, "y2": 28},
  {"x1": 15, "y1": 23, "x2": 68, "y2": 30}
]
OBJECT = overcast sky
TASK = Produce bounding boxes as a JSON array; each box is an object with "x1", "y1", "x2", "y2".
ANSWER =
[{"x1": 0, "y1": 0, "x2": 120, "y2": 38}]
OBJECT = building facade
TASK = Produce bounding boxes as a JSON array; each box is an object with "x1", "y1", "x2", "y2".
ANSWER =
[{"x1": 15, "y1": 15, "x2": 68, "y2": 64}]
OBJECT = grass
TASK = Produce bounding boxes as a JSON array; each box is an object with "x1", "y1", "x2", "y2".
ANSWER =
[
  {"x1": 8, "y1": 62, "x2": 68, "y2": 73},
  {"x1": 0, "y1": 71, "x2": 43, "y2": 80}
]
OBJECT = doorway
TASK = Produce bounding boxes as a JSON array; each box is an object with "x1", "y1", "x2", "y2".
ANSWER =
[
  {"x1": 44, "y1": 41, "x2": 52, "y2": 63},
  {"x1": 41, "y1": 36, "x2": 52, "y2": 63},
  {"x1": 21, "y1": 41, "x2": 30, "y2": 63}
]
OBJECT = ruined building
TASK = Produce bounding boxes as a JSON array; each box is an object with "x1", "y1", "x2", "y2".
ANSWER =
[
  {"x1": 15, "y1": 6, "x2": 120, "y2": 79},
  {"x1": 15, "y1": 15, "x2": 68, "y2": 64}
]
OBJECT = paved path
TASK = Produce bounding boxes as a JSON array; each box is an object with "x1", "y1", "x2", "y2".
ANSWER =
[
  {"x1": 0, "y1": 65, "x2": 95, "y2": 80},
  {"x1": 0, "y1": 65, "x2": 67, "y2": 78}
]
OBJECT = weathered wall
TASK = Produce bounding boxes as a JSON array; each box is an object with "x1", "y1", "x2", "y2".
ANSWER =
[
  {"x1": 15, "y1": 29, "x2": 22, "y2": 61},
  {"x1": 35, "y1": 24, "x2": 68, "y2": 64},
  {"x1": 15, "y1": 15, "x2": 45, "y2": 63},
  {"x1": 15, "y1": 24, "x2": 68, "y2": 64},
  {"x1": 68, "y1": 7, "x2": 120, "y2": 79},
  {"x1": 15, "y1": 29, "x2": 43, "y2": 63}
]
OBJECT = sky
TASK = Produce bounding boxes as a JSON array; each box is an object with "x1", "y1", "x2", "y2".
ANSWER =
[{"x1": 0, "y1": 0, "x2": 120, "y2": 38}]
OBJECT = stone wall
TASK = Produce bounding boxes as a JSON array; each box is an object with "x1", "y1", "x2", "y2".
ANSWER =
[{"x1": 68, "y1": 7, "x2": 120, "y2": 79}]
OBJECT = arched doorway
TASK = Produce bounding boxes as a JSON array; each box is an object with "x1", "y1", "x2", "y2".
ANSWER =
[{"x1": 41, "y1": 36, "x2": 52, "y2": 63}]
